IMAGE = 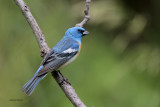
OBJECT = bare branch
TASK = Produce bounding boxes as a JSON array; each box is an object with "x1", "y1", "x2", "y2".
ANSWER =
[
  {"x1": 76, "y1": 0, "x2": 91, "y2": 27},
  {"x1": 52, "y1": 71, "x2": 86, "y2": 107},
  {"x1": 14, "y1": 0, "x2": 87, "y2": 107},
  {"x1": 14, "y1": 0, "x2": 50, "y2": 57}
]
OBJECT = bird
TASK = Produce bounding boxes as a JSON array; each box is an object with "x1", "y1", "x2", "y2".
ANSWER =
[{"x1": 21, "y1": 27, "x2": 89, "y2": 96}]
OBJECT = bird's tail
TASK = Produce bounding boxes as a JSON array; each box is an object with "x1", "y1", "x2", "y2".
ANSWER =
[{"x1": 21, "y1": 66, "x2": 47, "y2": 96}]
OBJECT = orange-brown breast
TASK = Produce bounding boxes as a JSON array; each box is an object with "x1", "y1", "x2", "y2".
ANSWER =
[{"x1": 77, "y1": 42, "x2": 81, "y2": 55}]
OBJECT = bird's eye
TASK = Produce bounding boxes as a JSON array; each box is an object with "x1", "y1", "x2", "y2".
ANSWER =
[{"x1": 78, "y1": 29, "x2": 84, "y2": 34}]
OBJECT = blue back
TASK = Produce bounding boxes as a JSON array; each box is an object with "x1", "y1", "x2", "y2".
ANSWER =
[{"x1": 53, "y1": 37, "x2": 79, "y2": 53}]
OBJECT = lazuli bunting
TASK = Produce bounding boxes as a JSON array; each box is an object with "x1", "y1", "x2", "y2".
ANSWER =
[{"x1": 21, "y1": 27, "x2": 89, "y2": 96}]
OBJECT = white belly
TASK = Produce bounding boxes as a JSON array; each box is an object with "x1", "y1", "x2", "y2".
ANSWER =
[{"x1": 58, "y1": 54, "x2": 79, "y2": 69}]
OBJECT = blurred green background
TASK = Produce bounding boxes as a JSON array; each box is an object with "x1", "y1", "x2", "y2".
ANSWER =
[{"x1": 1, "y1": 0, "x2": 160, "y2": 107}]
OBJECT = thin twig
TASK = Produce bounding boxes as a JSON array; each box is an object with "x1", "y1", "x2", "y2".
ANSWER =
[
  {"x1": 76, "y1": 0, "x2": 91, "y2": 27},
  {"x1": 14, "y1": 0, "x2": 88, "y2": 107}
]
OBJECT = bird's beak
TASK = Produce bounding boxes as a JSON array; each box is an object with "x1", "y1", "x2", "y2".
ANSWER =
[{"x1": 82, "y1": 31, "x2": 89, "y2": 36}]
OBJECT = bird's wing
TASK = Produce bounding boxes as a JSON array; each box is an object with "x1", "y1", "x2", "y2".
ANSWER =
[
  {"x1": 40, "y1": 49, "x2": 55, "y2": 65},
  {"x1": 37, "y1": 39, "x2": 79, "y2": 77}
]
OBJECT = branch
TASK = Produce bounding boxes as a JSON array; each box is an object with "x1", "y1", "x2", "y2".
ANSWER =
[
  {"x1": 76, "y1": 0, "x2": 91, "y2": 27},
  {"x1": 52, "y1": 71, "x2": 86, "y2": 107},
  {"x1": 14, "y1": 0, "x2": 90, "y2": 107},
  {"x1": 14, "y1": 0, "x2": 50, "y2": 57}
]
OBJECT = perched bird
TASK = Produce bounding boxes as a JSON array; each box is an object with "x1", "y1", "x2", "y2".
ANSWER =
[{"x1": 21, "y1": 27, "x2": 89, "y2": 96}]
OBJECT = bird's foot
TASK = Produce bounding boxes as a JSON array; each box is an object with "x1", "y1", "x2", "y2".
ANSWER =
[{"x1": 51, "y1": 70, "x2": 71, "y2": 85}]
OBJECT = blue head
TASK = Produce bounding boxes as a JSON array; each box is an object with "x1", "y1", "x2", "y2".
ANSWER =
[{"x1": 64, "y1": 27, "x2": 89, "y2": 43}]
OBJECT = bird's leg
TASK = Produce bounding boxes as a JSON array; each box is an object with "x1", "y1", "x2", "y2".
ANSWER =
[
  {"x1": 51, "y1": 70, "x2": 71, "y2": 85},
  {"x1": 58, "y1": 71, "x2": 71, "y2": 85}
]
